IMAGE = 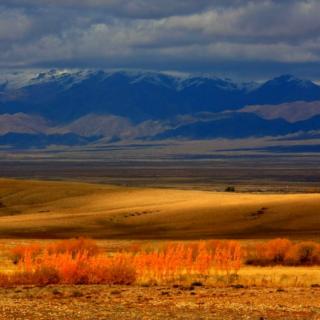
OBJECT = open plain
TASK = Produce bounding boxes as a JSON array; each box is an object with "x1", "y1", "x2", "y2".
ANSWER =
[{"x1": 0, "y1": 176, "x2": 320, "y2": 319}]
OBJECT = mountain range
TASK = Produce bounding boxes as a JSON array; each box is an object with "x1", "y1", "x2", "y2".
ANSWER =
[{"x1": 1, "y1": 69, "x2": 320, "y2": 150}]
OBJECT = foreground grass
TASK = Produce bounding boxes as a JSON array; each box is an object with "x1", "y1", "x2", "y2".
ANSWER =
[
  {"x1": 0, "y1": 285, "x2": 319, "y2": 320},
  {"x1": 0, "y1": 239, "x2": 320, "y2": 319}
]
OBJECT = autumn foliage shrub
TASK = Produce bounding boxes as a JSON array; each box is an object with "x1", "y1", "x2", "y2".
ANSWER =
[
  {"x1": 2, "y1": 238, "x2": 320, "y2": 287},
  {"x1": 284, "y1": 241, "x2": 320, "y2": 266},
  {"x1": 212, "y1": 241, "x2": 243, "y2": 275},
  {"x1": 131, "y1": 240, "x2": 243, "y2": 282},
  {"x1": 1, "y1": 239, "x2": 243, "y2": 286},
  {"x1": 246, "y1": 238, "x2": 292, "y2": 265},
  {"x1": 10, "y1": 243, "x2": 42, "y2": 265},
  {"x1": 5, "y1": 250, "x2": 137, "y2": 286},
  {"x1": 246, "y1": 238, "x2": 320, "y2": 266},
  {"x1": 10, "y1": 237, "x2": 99, "y2": 265}
]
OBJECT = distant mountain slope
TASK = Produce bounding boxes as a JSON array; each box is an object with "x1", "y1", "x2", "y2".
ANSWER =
[
  {"x1": 153, "y1": 112, "x2": 320, "y2": 140},
  {"x1": 61, "y1": 114, "x2": 168, "y2": 139},
  {"x1": 0, "y1": 132, "x2": 100, "y2": 149},
  {"x1": 1, "y1": 70, "x2": 320, "y2": 122},
  {"x1": 247, "y1": 75, "x2": 320, "y2": 105},
  {"x1": 0, "y1": 113, "x2": 50, "y2": 135},
  {"x1": 0, "y1": 70, "x2": 250, "y2": 122},
  {"x1": 153, "y1": 113, "x2": 295, "y2": 140},
  {"x1": 1, "y1": 70, "x2": 320, "y2": 149},
  {"x1": 240, "y1": 101, "x2": 320, "y2": 123}
]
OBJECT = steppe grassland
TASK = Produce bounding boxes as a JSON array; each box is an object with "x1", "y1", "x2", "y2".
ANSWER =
[
  {"x1": 1, "y1": 178, "x2": 320, "y2": 239},
  {"x1": 1, "y1": 179, "x2": 320, "y2": 287}
]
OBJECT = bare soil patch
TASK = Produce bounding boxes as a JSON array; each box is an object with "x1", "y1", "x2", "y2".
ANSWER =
[{"x1": 0, "y1": 285, "x2": 319, "y2": 320}]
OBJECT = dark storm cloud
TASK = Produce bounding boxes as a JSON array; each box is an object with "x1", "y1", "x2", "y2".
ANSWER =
[
  {"x1": 1, "y1": 0, "x2": 216, "y2": 19},
  {"x1": 0, "y1": 0, "x2": 320, "y2": 79}
]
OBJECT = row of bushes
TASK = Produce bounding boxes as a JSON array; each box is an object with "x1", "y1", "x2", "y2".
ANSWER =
[
  {"x1": 11, "y1": 237, "x2": 100, "y2": 264},
  {"x1": 246, "y1": 238, "x2": 320, "y2": 266},
  {"x1": 0, "y1": 253, "x2": 136, "y2": 286},
  {"x1": 1, "y1": 238, "x2": 319, "y2": 286},
  {"x1": 1, "y1": 239, "x2": 242, "y2": 286}
]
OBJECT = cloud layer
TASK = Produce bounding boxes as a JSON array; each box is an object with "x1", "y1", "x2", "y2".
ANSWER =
[{"x1": 1, "y1": 0, "x2": 320, "y2": 79}]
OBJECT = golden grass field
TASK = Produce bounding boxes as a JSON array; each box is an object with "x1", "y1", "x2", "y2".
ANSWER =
[
  {"x1": 0, "y1": 178, "x2": 320, "y2": 240},
  {"x1": 0, "y1": 237, "x2": 320, "y2": 320},
  {"x1": 1, "y1": 178, "x2": 320, "y2": 319}
]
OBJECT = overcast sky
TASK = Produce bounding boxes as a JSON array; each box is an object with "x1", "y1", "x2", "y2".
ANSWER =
[{"x1": 1, "y1": 0, "x2": 320, "y2": 80}]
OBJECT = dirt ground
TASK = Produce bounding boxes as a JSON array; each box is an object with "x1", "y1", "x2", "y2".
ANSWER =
[{"x1": 0, "y1": 285, "x2": 319, "y2": 320}]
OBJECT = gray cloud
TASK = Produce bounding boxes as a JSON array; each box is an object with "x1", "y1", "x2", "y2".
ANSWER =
[
  {"x1": 0, "y1": 8, "x2": 32, "y2": 41},
  {"x1": 0, "y1": 0, "x2": 320, "y2": 79},
  {"x1": 1, "y1": 0, "x2": 215, "y2": 19}
]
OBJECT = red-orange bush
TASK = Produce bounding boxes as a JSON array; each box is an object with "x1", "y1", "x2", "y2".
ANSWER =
[
  {"x1": 10, "y1": 243, "x2": 42, "y2": 265},
  {"x1": 284, "y1": 241, "x2": 320, "y2": 266},
  {"x1": 10, "y1": 251, "x2": 136, "y2": 286},
  {"x1": 132, "y1": 241, "x2": 243, "y2": 281},
  {"x1": 213, "y1": 241, "x2": 243, "y2": 274},
  {"x1": 46, "y1": 237, "x2": 100, "y2": 257},
  {"x1": 10, "y1": 237, "x2": 99, "y2": 265},
  {"x1": 247, "y1": 238, "x2": 292, "y2": 266},
  {"x1": 1, "y1": 239, "x2": 244, "y2": 286},
  {"x1": 246, "y1": 238, "x2": 320, "y2": 266}
]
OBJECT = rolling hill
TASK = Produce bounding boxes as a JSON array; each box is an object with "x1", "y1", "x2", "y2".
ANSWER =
[{"x1": 0, "y1": 179, "x2": 320, "y2": 240}]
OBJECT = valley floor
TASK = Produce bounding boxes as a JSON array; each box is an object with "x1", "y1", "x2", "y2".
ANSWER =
[{"x1": 0, "y1": 285, "x2": 319, "y2": 320}]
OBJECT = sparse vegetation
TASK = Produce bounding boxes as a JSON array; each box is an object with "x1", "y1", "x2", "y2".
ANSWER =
[
  {"x1": 246, "y1": 238, "x2": 320, "y2": 266},
  {"x1": 1, "y1": 238, "x2": 320, "y2": 288},
  {"x1": 0, "y1": 239, "x2": 243, "y2": 286}
]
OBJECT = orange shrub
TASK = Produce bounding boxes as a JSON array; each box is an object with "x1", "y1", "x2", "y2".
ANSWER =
[
  {"x1": 1, "y1": 239, "x2": 244, "y2": 286},
  {"x1": 46, "y1": 237, "x2": 100, "y2": 257},
  {"x1": 132, "y1": 241, "x2": 243, "y2": 281},
  {"x1": 213, "y1": 241, "x2": 243, "y2": 274},
  {"x1": 104, "y1": 254, "x2": 137, "y2": 285},
  {"x1": 284, "y1": 241, "x2": 320, "y2": 266},
  {"x1": 0, "y1": 274, "x2": 10, "y2": 287},
  {"x1": 10, "y1": 243, "x2": 42, "y2": 264},
  {"x1": 7, "y1": 238, "x2": 320, "y2": 287},
  {"x1": 13, "y1": 251, "x2": 136, "y2": 285},
  {"x1": 10, "y1": 237, "x2": 99, "y2": 265},
  {"x1": 246, "y1": 239, "x2": 320, "y2": 266}
]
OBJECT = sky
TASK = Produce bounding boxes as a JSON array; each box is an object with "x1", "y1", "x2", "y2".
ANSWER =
[{"x1": 1, "y1": 0, "x2": 320, "y2": 80}]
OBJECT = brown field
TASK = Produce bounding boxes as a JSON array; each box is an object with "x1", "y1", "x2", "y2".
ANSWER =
[
  {"x1": 1, "y1": 178, "x2": 320, "y2": 319},
  {"x1": 0, "y1": 284, "x2": 320, "y2": 320},
  {"x1": 0, "y1": 178, "x2": 320, "y2": 240},
  {"x1": 0, "y1": 237, "x2": 320, "y2": 319},
  {"x1": 1, "y1": 158, "x2": 320, "y2": 193}
]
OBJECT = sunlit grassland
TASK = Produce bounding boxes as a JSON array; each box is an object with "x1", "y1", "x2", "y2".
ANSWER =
[
  {"x1": 0, "y1": 238, "x2": 319, "y2": 288},
  {"x1": 1, "y1": 178, "x2": 320, "y2": 240}
]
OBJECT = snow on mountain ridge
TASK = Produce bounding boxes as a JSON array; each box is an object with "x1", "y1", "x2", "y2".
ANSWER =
[{"x1": 0, "y1": 69, "x2": 260, "y2": 92}]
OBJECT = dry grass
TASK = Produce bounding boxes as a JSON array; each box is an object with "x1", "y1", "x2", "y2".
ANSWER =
[
  {"x1": 2, "y1": 179, "x2": 320, "y2": 319},
  {"x1": 0, "y1": 239, "x2": 243, "y2": 286},
  {"x1": 1, "y1": 238, "x2": 320, "y2": 319},
  {"x1": 0, "y1": 178, "x2": 320, "y2": 240},
  {"x1": 1, "y1": 238, "x2": 320, "y2": 289},
  {"x1": 236, "y1": 266, "x2": 320, "y2": 287},
  {"x1": 1, "y1": 285, "x2": 320, "y2": 320}
]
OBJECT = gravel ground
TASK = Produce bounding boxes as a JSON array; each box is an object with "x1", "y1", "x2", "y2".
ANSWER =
[{"x1": 0, "y1": 285, "x2": 319, "y2": 320}]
